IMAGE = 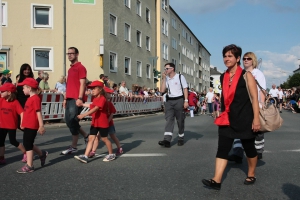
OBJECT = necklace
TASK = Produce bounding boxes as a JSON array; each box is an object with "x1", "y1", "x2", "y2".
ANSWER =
[{"x1": 229, "y1": 73, "x2": 235, "y2": 82}]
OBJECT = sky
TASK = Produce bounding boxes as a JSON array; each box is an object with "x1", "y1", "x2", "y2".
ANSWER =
[{"x1": 171, "y1": 0, "x2": 300, "y2": 88}]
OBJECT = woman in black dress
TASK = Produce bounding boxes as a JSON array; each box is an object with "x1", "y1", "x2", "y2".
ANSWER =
[
  {"x1": 16, "y1": 64, "x2": 34, "y2": 108},
  {"x1": 202, "y1": 44, "x2": 260, "y2": 190}
]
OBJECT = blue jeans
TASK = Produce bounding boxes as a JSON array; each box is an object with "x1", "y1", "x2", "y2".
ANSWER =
[
  {"x1": 65, "y1": 99, "x2": 82, "y2": 135},
  {"x1": 208, "y1": 103, "x2": 213, "y2": 114}
]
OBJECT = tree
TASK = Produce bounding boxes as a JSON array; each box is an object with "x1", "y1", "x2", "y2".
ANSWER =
[{"x1": 288, "y1": 73, "x2": 300, "y2": 88}]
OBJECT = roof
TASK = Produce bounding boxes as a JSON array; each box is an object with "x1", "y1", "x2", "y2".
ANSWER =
[{"x1": 210, "y1": 67, "x2": 222, "y2": 75}]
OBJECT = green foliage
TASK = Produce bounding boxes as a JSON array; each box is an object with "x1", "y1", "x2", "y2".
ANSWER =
[{"x1": 288, "y1": 73, "x2": 300, "y2": 87}]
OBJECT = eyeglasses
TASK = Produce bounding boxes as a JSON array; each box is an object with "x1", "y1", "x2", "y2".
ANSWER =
[
  {"x1": 243, "y1": 57, "x2": 252, "y2": 61},
  {"x1": 66, "y1": 53, "x2": 76, "y2": 55},
  {"x1": 164, "y1": 68, "x2": 172, "y2": 70}
]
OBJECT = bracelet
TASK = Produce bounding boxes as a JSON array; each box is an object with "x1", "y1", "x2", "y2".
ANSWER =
[{"x1": 184, "y1": 99, "x2": 188, "y2": 102}]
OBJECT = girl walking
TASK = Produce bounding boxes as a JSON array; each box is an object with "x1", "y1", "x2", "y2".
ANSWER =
[
  {"x1": 88, "y1": 87, "x2": 123, "y2": 158},
  {"x1": 0, "y1": 83, "x2": 26, "y2": 164},
  {"x1": 75, "y1": 81, "x2": 115, "y2": 163},
  {"x1": 17, "y1": 78, "x2": 47, "y2": 173}
]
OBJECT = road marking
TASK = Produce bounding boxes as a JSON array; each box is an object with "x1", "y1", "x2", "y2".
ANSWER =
[
  {"x1": 95, "y1": 153, "x2": 167, "y2": 158},
  {"x1": 282, "y1": 149, "x2": 300, "y2": 152}
]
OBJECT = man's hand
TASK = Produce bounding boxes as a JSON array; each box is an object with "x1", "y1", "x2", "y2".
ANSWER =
[
  {"x1": 76, "y1": 99, "x2": 83, "y2": 107},
  {"x1": 184, "y1": 102, "x2": 189, "y2": 109},
  {"x1": 63, "y1": 99, "x2": 66, "y2": 108}
]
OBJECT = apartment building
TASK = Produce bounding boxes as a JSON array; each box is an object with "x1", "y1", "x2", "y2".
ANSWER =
[
  {"x1": 1, "y1": 0, "x2": 210, "y2": 92},
  {"x1": 1, "y1": 0, "x2": 156, "y2": 88}
]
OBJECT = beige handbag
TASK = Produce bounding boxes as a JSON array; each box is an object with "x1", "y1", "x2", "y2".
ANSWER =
[{"x1": 244, "y1": 72, "x2": 283, "y2": 133}]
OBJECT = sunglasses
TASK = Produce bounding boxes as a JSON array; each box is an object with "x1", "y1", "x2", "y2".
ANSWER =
[
  {"x1": 243, "y1": 57, "x2": 252, "y2": 61},
  {"x1": 164, "y1": 68, "x2": 172, "y2": 70}
]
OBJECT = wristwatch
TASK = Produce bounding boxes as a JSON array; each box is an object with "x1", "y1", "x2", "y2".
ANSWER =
[
  {"x1": 78, "y1": 97, "x2": 83, "y2": 101},
  {"x1": 184, "y1": 99, "x2": 188, "y2": 102}
]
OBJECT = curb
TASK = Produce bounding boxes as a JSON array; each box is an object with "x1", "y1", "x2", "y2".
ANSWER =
[{"x1": 44, "y1": 112, "x2": 164, "y2": 130}]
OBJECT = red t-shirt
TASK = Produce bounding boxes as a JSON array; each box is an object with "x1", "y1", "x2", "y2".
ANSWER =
[
  {"x1": 66, "y1": 62, "x2": 87, "y2": 99},
  {"x1": 107, "y1": 101, "x2": 116, "y2": 126},
  {"x1": 0, "y1": 98, "x2": 23, "y2": 129},
  {"x1": 22, "y1": 95, "x2": 41, "y2": 130},
  {"x1": 90, "y1": 95, "x2": 109, "y2": 128}
]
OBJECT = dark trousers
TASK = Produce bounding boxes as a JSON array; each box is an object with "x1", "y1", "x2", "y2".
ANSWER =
[{"x1": 65, "y1": 99, "x2": 82, "y2": 135}]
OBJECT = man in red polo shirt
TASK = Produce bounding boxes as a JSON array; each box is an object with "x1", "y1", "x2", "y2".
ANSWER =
[{"x1": 61, "y1": 47, "x2": 89, "y2": 155}]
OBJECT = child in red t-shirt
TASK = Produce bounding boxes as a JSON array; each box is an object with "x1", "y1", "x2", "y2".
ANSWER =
[
  {"x1": 16, "y1": 78, "x2": 47, "y2": 173},
  {"x1": 88, "y1": 87, "x2": 123, "y2": 158},
  {"x1": 75, "y1": 81, "x2": 115, "y2": 163},
  {"x1": 0, "y1": 83, "x2": 27, "y2": 164}
]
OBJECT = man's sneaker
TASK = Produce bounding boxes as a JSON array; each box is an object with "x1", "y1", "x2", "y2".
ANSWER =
[
  {"x1": 61, "y1": 146, "x2": 78, "y2": 155},
  {"x1": 88, "y1": 151, "x2": 96, "y2": 158},
  {"x1": 158, "y1": 140, "x2": 171, "y2": 148},
  {"x1": 103, "y1": 154, "x2": 116, "y2": 162},
  {"x1": 74, "y1": 155, "x2": 88, "y2": 163},
  {"x1": 40, "y1": 151, "x2": 48, "y2": 167},
  {"x1": 84, "y1": 134, "x2": 89, "y2": 145},
  {"x1": 116, "y1": 148, "x2": 123, "y2": 156},
  {"x1": 21, "y1": 153, "x2": 27, "y2": 163},
  {"x1": 0, "y1": 159, "x2": 6, "y2": 165},
  {"x1": 177, "y1": 138, "x2": 184, "y2": 146},
  {"x1": 17, "y1": 164, "x2": 34, "y2": 173}
]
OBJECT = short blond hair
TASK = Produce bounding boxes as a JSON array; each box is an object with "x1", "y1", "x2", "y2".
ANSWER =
[
  {"x1": 243, "y1": 52, "x2": 258, "y2": 68},
  {"x1": 58, "y1": 75, "x2": 66, "y2": 84}
]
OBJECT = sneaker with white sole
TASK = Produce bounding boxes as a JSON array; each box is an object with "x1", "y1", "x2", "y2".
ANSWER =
[
  {"x1": 74, "y1": 155, "x2": 88, "y2": 163},
  {"x1": 17, "y1": 164, "x2": 35, "y2": 173},
  {"x1": 103, "y1": 154, "x2": 116, "y2": 162},
  {"x1": 61, "y1": 146, "x2": 78, "y2": 155}
]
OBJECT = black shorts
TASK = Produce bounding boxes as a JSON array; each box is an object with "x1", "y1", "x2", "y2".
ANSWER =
[
  {"x1": 279, "y1": 99, "x2": 283, "y2": 104},
  {"x1": 90, "y1": 126, "x2": 109, "y2": 137}
]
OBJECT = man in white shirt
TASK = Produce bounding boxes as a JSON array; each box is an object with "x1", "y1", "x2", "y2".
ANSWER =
[
  {"x1": 205, "y1": 87, "x2": 214, "y2": 116},
  {"x1": 269, "y1": 84, "x2": 279, "y2": 106},
  {"x1": 159, "y1": 63, "x2": 189, "y2": 147},
  {"x1": 119, "y1": 81, "x2": 129, "y2": 96},
  {"x1": 278, "y1": 86, "x2": 284, "y2": 113}
]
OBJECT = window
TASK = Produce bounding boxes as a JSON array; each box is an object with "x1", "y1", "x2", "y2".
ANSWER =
[
  {"x1": 2, "y1": 2, "x2": 7, "y2": 26},
  {"x1": 136, "y1": 0, "x2": 141, "y2": 16},
  {"x1": 171, "y1": 18, "x2": 177, "y2": 29},
  {"x1": 137, "y1": 61, "x2": 142, "y2": 77},
  {"x1": 171, "y1": 38, "x2": 177, "y2": 50},
  {"x1": 32, "y1": 47, "x2": 53, "y2": 71},
  {"x1": 162, "y1": 18, "x2": 168, "y2": 36},
  {"x1": 146, "y1": 8, "x2": 150, "y2": 23},
  {"x1": 124, "y1": 0, "x2": 130, "y2": 8},
  {"x1": 182, "y1": 28, "x2": 186, "y2": 38},
  {"x1": 171, "y1": 58, "x2": 177, "y2": 67},
  {"x1": 0, "y1": 52, "x2": 8, "y2": 70},
  {"x1": 183, "y1": 64, "x2": 186, "y2": 73},
  {"x1": 125, "y1": 57, "x2": 131, "y2": 75},
  {"x1": 110, "y1": 14, "x2": 117, "y2": 35},
  {"x1": 109, "y1": 52, "x2": 117, "y2": 72},
  {"x1": 162, "y1": 0, "x2": 168, "y2": 11},
  {"x1": 146, "y1": 64, "x2": 151, "y2": 78},
  {"x1": 162, "y1": 43, "x2": 168, "y2": 60},
  {"x1": 199, "y1": 57, "x2": 202, "y2": 66},
  {"x1": 32, "y1": 4, "x2": 53, "y2": 28},
  {"x1": 137, "y1": 30, "x2": 141, "y2": 47},
  {"x1": 124, "y1": 23, "x2": 131, "y2": 41},
  {"x1": 146, "y1": 36, "x2": 150, "y2": 51}
]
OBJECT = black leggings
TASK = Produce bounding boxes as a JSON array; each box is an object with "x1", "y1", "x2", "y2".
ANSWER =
[
  {"x1": 23, "y1": 128, "x2": 37, "y2": 151},
  {"x1": 216, "y1": 135, "x2": 257, "y2": 159},
  {"x1": 0, "y1": 128, "x2": 20, "y2": 147}
]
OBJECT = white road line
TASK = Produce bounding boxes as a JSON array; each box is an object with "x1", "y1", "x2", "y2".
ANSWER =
[
  {"x1": 282, "y1": 149, "x2": 300, "y2": 152},
  {"x1": 94, "y1": 153, "x2": 167, "y2": 158}
]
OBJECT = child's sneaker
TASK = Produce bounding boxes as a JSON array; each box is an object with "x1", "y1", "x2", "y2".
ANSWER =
[
  {"x1": 103, "y1": 154, "x2": 116, "y2": 162},
  {"x1": 21, "y1": 153, "x2": 27, "y2": 163},
  {"x1": 17, "y1": 164, "x2": 34, "y2": 173},
  {"x1": 40, "y1": 151, "x2": 48, "y2": 167},
  {"x1": 116, "y1": 148, "x2": 123, "y2": 156},
  {"x1": 74, "y1": 155, "x2": 88, "y2": 163},
  {"x1": 88, "y1": 151, "x2": 95, "y2": 158},
  {"x1": 0, "y1": 158, "x2": 6, "y2": 165},
  {"x1": 61, "y1": 146, "x2": 78, "y2": 155}
]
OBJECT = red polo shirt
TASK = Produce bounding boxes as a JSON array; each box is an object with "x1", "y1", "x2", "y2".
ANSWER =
[
  {"x1": 0, "y1": 98, "x2": 23, "y2": 129},
  {"x1": 66, "y1": 62, "x2": 87, "y2": 99},
  {"x1": 90, "y1": 95, "x2": 109, "y2": 128},
  {"x1": 22, "y1": 95, "x2": 41, "y2": 130}
]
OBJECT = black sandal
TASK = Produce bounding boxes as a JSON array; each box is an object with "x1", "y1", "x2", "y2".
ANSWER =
[
  {"x1": 244, "y1": 177, "x2": 256, "y2": 185},
  {"x1": 202, "y1": 179, "x2": 221, "y2": 190}
]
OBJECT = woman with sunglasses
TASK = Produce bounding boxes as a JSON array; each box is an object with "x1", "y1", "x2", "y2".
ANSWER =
[
  {"x1": 202, "y1": 45, "x2": 260, "y2": 190},
  {"x1": 228, "y1": 52, "x2": 267, "y2": 164}
]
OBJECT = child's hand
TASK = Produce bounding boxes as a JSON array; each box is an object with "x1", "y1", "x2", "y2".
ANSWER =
[
  {"x1": 77, "y1": 114, "x2": 84, "y2": 120},
  {"x1": 38, "y1": 126, "x2": 45, "y2": 135}
]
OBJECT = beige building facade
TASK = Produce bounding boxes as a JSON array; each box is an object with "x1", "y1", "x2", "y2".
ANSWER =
[{"x1": 1, "y1": 0, "x2": 209, "y2": 92}]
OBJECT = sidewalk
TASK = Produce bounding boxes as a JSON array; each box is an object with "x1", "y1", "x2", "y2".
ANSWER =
[{"x1": 44, "y1": 112, "x2": 164, "y2": 129}]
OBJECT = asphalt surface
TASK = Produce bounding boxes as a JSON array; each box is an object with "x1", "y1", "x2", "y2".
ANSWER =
[{"x1": 0, "y1": 111, "x2": 300, "y2": 200}]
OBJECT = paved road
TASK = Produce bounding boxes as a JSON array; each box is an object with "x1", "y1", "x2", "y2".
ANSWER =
[{"x1": 1, "y1": 111, "x2": 299, "y2": 200}]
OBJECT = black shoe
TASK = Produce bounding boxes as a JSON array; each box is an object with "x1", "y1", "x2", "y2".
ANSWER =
[
  {"x1": 244, "y1": 177, "x2": 256, "y2": 185},
  {"x1": 158, "y1": 140, "x2": 170, "y2": 148},
  {"x1": 257, "y1": 153, "x2": 262, "y2": 160},
  {"x1": 177, "y1": 139, "x2": 184, "y2": 146},
  {"x1": 227, "y1": 154, "x2": 243, "y2": 164},
  {"x1": 280, "y1": 111, "x2": 282, "y2": 113},
  {"x1": 202, "y1": 179, "x2": 221, "y2": 190}
]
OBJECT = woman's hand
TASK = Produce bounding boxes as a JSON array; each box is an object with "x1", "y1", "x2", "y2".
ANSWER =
[{"x1": 252, "y1": 118, "x2": 260, "y2": 132}]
